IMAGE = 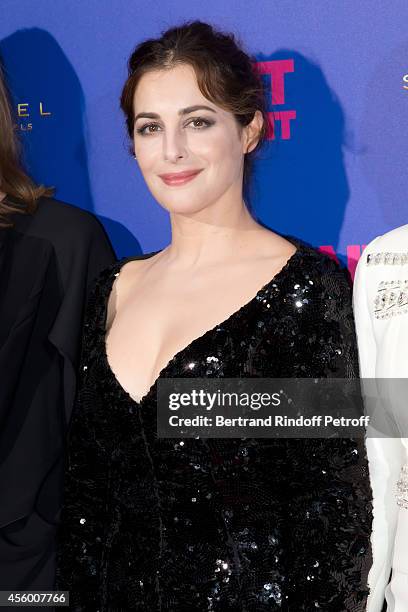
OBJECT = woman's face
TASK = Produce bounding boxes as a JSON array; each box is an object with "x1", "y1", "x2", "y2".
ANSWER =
[{"x1": 132, "y1": 63, "x2": 261, "y2": 215}]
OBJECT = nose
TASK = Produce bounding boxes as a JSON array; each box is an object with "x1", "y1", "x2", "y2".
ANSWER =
[{"x1": 163, "y1": 126, "x2": 187, "y2": 162}]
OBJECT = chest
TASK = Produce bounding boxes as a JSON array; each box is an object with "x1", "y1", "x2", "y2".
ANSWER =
[{"x1": 104, "y1": 280, "x2": 279, "y2": 402}]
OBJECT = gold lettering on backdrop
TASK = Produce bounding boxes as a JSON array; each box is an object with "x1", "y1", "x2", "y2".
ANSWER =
[
  {"x1": 17, "y1": 103, "x2": 29, "y2": 117},
  {"x1": 16, "y1": 102, "x2": 52, "y2": 130},
  {"x1": 39, "y1": 102, "x2": 51, "y2": 116},
  {"x1": 403, "y1": 74, "x2": 408, "y2": 90}
]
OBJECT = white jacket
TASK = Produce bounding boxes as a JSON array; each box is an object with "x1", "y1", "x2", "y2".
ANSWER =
[{"x1": 353, "y1": 224, "x2": 408, "y2": 612}]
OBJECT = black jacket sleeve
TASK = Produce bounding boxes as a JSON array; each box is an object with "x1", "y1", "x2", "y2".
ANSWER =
[{"x1": 0, "y1": 199, "x2": 116, "y2": 594}]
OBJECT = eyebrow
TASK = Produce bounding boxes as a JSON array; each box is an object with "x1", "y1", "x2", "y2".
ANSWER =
[{"x1": 134, "y1": 105, "x2": 217, "y2": 122}]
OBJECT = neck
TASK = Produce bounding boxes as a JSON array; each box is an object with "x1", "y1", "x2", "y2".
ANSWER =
[{"x1": 164, "y1": 194, "x2": 262, "y2": 268}]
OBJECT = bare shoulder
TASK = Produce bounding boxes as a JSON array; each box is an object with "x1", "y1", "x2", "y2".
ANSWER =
[
  {"x1": 255, "y1": 228, "x2": 298, "y2": 261},
  {"x1": 105, "y1": 252, "x2": 161, "y2": 331}
]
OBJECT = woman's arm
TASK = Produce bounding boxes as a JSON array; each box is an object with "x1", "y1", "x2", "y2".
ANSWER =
[
  {"x1": 353, "y1": 248, "x2": 405, "y2": 612},
  {"x1": 55, "y1": 266, "x2": 117, "y2": 609},
  {"x1": 284, "y1": 255, "x2": 373, "y2": 610}
]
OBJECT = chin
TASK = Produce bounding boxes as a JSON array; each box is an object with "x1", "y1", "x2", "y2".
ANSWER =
[{"x1": 156, "y1": 194, "x2": 210, "y2": 215}]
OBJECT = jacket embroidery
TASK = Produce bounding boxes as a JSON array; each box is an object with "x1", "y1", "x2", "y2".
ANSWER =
[
  {"x1": 367, "y1": 252, "x2": 408, "y2": 266},
  {"x1": 374, "y1": 279, "x2": 408, "y2": 319}
]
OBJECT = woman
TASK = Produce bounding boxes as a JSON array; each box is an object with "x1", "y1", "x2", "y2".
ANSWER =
[
  {"x1": 0, "y1": 64, "x2": 115, "y2": 590},
  {"x1": 57, "y1": 21, "x2": 373, "y2": 610},
  {"x1": 353, "y1": 224, "x2": 408, "y2": 612}
]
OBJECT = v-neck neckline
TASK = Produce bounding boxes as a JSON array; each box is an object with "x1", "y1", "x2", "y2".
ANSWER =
[{"x1": 101, "y1": 239, "x2": 303, "y2": 406}]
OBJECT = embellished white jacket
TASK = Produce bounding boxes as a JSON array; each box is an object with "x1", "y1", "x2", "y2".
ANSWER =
[{"x1": 353, "y1": 223, "x2": 408, "y2": 612}]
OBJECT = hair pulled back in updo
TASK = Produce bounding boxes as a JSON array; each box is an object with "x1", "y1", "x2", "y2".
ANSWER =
[{"x1": 120, "y1": 20, "x2": 269, "y2": 202}]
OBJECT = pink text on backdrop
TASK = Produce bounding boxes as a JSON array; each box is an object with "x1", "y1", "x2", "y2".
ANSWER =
[{"x1": 255, "y1": 59, "x2": 296, "y2": 140}]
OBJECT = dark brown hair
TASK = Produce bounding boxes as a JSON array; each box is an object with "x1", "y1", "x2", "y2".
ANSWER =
[
  {"x1": 0, "y1": 64, "x2": 53, "y2": 228},
  {"x1": 120, "y1": 20, "x2": 269, "y2": 198}
]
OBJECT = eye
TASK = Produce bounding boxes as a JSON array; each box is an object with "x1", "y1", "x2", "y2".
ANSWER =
[
  {"x1": 135, "y1": 122, "x2": 161, "y2": 136},
  {"x1": 187, "y1": 117, "x2": 213, "y2": 129}
]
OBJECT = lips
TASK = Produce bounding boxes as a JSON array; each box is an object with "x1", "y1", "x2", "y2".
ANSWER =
[{"x1": 159, "y1": 169, "x2": 203, "y2": 185}]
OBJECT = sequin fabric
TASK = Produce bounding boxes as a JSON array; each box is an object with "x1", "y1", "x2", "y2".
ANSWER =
[{"x1": 56, "y1": 239, "x2": 373, "y2": 611}]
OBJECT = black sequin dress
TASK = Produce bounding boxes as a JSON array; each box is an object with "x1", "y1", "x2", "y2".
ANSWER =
[{"x1": 56, "y1": 239, "x2": 373, "y2": 612}]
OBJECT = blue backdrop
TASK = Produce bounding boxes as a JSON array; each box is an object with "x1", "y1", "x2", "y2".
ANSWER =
[{"x1": 0, "y1": 1, "x2": 407, "y2": 278}]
